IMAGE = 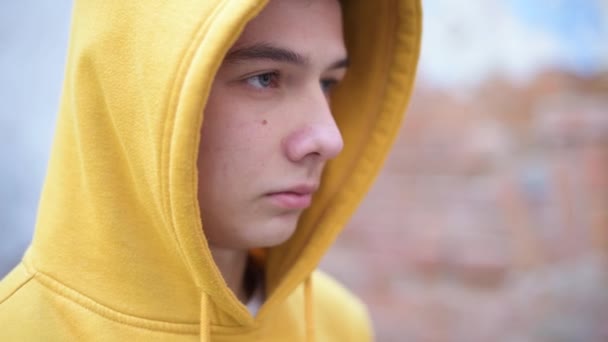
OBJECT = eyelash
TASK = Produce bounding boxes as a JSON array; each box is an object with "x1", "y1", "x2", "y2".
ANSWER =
[
  {"x1": 321, "y1": 79, "x2": 338, "y2": 94},
  {"x1": 245, "y1": 72, "x2": 280, "y2": 89},
  {"x1": 244, "y1": 71, "x2": 340, "y2": 94}
]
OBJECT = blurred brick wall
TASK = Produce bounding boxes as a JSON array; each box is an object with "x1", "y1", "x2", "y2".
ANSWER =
[{"x1": 321, "y1": 70, "x2": 608, "y2": 341}]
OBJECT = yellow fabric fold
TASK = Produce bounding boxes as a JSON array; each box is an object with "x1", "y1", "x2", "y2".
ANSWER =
[
  {"x1": 305, "y1": 276, "x2": 315, "y2": 342},
  {"x1": 200, "y1": 293, "x2": 210, "y2": 342}
]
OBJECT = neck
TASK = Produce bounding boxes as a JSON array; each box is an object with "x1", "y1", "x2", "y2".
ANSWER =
[{"x1": 208, "y1": 246, "x2": 249, "y2": 303}]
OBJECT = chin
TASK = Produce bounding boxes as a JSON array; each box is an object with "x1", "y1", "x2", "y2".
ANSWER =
[{"x1": 248, "y1": 213, "x2": 300, "y2": 248}]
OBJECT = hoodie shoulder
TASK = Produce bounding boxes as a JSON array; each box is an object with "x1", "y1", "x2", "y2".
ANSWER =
[
  {"x1": 312, "y1": 270, "x2": 374, "y2": 341},
  {"x1": 0, "y1": 262, "x2": 34, "y2": 304},
  {"x1": 0, "y1": 263, "x2": 41, "y2": 340}
]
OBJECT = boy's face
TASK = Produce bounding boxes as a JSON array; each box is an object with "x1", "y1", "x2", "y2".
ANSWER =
[{"x1": 197, "y1": 0, "x2": 347, "y2": 250}]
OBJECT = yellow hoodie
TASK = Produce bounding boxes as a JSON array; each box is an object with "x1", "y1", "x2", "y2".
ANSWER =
[{"x1": 0, "y1": 0, "x2": 421, "y2": 340}]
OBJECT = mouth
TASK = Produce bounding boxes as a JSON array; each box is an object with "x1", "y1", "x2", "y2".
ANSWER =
[{"x1": 265, "y1": 184, "x2": 318, "y2": 210}]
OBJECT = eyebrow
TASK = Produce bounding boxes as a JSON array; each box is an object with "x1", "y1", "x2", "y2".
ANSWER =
[{"x1": 225, "y1": 42, "x2": 349, "y2": 70}]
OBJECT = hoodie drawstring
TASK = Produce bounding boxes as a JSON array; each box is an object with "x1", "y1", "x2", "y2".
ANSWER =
[
  {"x1": 304, "y1": 275, "x2": 315, "y2": 342},
  {"x1": 200, "y1": 292, "x2": 210, "y2": 342}
]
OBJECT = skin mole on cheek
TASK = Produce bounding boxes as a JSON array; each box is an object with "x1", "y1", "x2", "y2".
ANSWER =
[{"x1": 262, "y1": 119, "x2": 268, "y2": 125}]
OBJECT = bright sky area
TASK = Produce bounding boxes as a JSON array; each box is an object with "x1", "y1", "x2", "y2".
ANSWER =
[{"x1": 419, "y1": 0, "x2": 608, "y2": 88}]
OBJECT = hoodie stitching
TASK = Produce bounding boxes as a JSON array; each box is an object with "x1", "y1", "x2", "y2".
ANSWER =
[
  {"x1": 32, "y1": 270, "x2": 200, "y2": 334},
  {"x1": 341, "y1": 0, "x2": 416, "y2": 224},
  {"x1": 362, "y1": 0, "x2": 399, "y2": 170},
  {"x1": 186, "y1": 1, "x2": 270, "y2": 323},
  {"x1": 170, "y1": 0, "x2": 231, "y2": 284},
  {"x1": 159, "y1": 0, "x2": 226, "y2": 270},
  {"x1": 5, "y1": 264, "x2": 264, "y2": 336},
  {"x1": 371, "y1": 0, "x2": 422, "y2": 164},
  {"x1": 0, "y1": 264, "x2": 34, "y2": 305},
  {"x1": 166, "y1": 0, "x2": 269, "y2": 324}
]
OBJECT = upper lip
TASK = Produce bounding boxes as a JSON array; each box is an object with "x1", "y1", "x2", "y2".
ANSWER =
[{"x1": 268, "y1": 184, "x2": 318, "y2": 196}]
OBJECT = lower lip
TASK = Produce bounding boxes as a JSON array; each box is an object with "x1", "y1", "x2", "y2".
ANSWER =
[{"x1": 266, "y1": 192, "x2": 312, "y2": 209}]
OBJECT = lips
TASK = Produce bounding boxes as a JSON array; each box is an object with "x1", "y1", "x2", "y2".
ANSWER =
[{"x1": 265, "y1": 184, "x2": 317, "y2": 210}]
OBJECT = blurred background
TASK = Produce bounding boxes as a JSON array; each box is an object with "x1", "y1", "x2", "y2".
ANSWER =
[
  {"x1": 321, "y1": 0, "x2": 608, "y2": 341},
  {"x1": 1, "y1": 1, "x2": 607, "y2": 341}
]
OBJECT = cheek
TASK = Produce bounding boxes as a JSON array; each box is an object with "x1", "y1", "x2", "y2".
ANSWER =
[
  {"x1": 200, "y1": 87, "x2": 285, "y2": 180},
  {"x1": 199, "y1": 118, "x2": 276, "y2": 183}
]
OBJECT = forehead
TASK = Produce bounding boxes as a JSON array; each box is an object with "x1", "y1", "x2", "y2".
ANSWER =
[{"x1": 229, "y1": 0, "x2": 346, "y2": 63}]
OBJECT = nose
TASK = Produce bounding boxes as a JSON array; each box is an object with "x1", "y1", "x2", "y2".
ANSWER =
[{"x1": 283, "y1": 92, "x2": 344, "y2": 163}]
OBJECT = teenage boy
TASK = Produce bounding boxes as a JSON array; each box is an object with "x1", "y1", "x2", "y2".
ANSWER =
[{"x1": 0, "y1": 0, "x2": 421, "y2": 340}]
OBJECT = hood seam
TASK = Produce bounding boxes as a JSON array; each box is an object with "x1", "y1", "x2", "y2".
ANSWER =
[
  {"x1": 32, "y1": 268, "x2": 201, "y2": 334},
  {"x1": 29, "y1": 266, "x2": 258, "y2": 334},
  {"x1": 0, "y1": 263, "x2": 34, "y2": 305},
  {"x1": 160, "y1": 0, "x2": 226, "y2": 281}
]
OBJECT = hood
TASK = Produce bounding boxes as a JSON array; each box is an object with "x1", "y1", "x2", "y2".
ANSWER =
[{"x1": 27, "y1": 0, "x2": 422, "y2": 337}]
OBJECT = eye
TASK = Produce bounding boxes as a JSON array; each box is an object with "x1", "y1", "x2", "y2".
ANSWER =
[
  {"x1": 246, "y1": 72, "x2": 280, "y2": 89},
  {"x1": 321, "y1": 78, "x2": 339, "y2": 94}
]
